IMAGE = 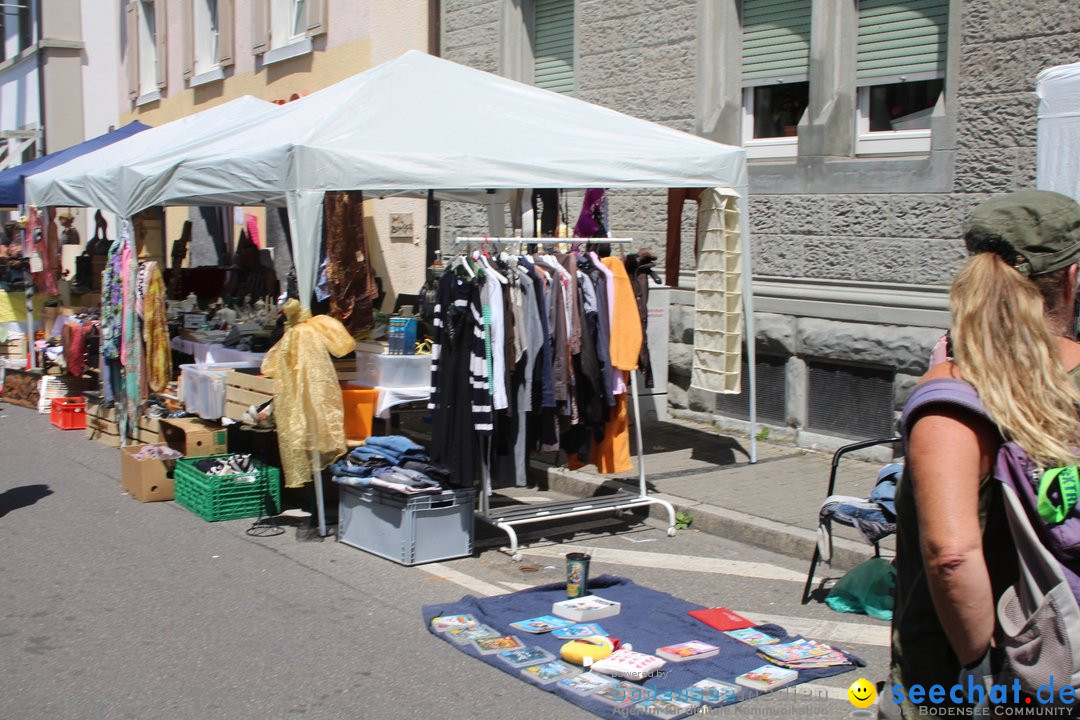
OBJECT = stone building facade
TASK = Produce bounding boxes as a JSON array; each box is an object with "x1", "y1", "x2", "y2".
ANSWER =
[{"x1": 438, "y1": 0, "x2": 1080, "y2": 450}]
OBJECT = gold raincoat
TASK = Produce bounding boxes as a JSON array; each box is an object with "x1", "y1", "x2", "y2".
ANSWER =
[{"x1": 261, "y1": 299, "x2": 357, "y2": 488}]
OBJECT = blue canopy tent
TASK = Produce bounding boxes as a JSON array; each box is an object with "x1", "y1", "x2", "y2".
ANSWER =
[{"x1": 0, "y1": 121, "x2": 150, "y2": 207}]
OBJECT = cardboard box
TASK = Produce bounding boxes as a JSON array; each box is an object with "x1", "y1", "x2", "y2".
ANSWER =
[
  {"x1": 120, "y1": 445, "x2": 175, "y2": 502},
  {"x1": 158, "y1": 417, "x2": 227, "y2": 457}
]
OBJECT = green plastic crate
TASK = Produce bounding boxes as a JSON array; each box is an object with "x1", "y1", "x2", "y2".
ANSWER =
[{"x1": 174, "y1": 455, "x2": 281, "y2": 522}]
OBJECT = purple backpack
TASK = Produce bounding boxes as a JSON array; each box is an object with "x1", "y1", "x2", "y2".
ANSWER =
[{"x1": 901, "y1": 379, "x2": 1080, "y2": 696}]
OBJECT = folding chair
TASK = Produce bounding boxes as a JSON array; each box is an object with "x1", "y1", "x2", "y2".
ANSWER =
[{"x1": 800, "y1": 436, "x2": 902, "y2": 605}]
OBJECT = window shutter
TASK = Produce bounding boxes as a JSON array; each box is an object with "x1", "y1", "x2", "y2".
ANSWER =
[
  {"x1": 126, "y1": 1, "x2": 139, "y2": 98},
  {"x1": 306, "y1": 0, "x2": 328, "y2": 36},
  {"x1": 533, "y1": 0, "x2": 574, "y2": 94},
  {"x1": 154, "y1": 0, "x2": 167, "y2": 89},
  {"x1": 857, "y1": 0, "x2": 948, "y2": 86},
  {"x1": 251, "y1": 0, "x2": 269, "y2": 54},
  {"x1": 217, "y1": 0, "x2": 235, "y2": 66},
  {"x1": 181, "y1": 0, "x2": 193, "y2": 79},
  {"x1": 741, "y1": 0, "x2": 811, "y2": 87}
]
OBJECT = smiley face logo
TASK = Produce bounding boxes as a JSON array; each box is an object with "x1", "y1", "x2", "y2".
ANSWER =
[{"x1": 847, "y1": 678, "x2": 876, "y2": 708}]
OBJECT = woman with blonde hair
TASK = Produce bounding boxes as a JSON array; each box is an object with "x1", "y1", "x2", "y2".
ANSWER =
[{"x1": 886, "y1": 190, "x2": 1080, "y2": 718}]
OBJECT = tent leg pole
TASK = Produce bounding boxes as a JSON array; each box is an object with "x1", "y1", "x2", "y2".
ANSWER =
[{"x1": 311, "y1": 450, "x2": 327, "y2": 537}]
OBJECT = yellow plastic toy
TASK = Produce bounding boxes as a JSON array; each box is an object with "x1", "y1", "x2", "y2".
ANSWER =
[{"x1": 560, "y1": 636, "x2": 616, "y2": 666}]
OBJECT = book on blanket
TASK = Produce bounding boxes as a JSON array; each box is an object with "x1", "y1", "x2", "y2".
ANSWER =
[
  {"x1": 687, "y1": 607, "x2": 755, "y2": 632},
  {"x1": 551, "y1": 595, "x2": 621, "y2": 622},
  {"x1": 430, "y1": 614, "x2": 479, "y2": 633},
  {"x1": 509, "y1": 614, "x2": 576, "y2": 634},
  {"x1": 755, "y1": 639, "x2": 851, "y2": 669},
  {"x1": 588, "y1": 648, "x2": 666, "y2": 680},
  {"x1": 655, "y1": 640, "x2": 721, "y2": 662},
  {"x1": 734, "y1": 665, "x2": 798, "y2": 692},
  {"x1": 723, "y1": 628, "x2": 779, "y2": 646}
]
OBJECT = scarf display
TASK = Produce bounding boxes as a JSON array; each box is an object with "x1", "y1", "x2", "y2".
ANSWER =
[
  {"x1": 141, "y1": 261, "x2": 171, "y2": 393},
  {"x1": 261, "y1": 299, "x2": 356, "y2": 488},
  {"x1": 324, "y1": 191, "x2": 378, "y2": 334}
]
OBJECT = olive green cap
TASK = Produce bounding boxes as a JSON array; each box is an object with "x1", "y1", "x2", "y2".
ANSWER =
[{"x1": 965, "y1": 189, "x2": 1080, "y2": 276}]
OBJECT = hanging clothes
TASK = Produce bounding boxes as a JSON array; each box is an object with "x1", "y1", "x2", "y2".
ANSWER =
[
  {"x1": 141, "y1": 261, "x2": 171, "y2": 393},
  {"x1": 324, "y1": 191, "x2": 378, "y2": 334},
  {"x1": 601, "y1": 256, "x2": 641, "y2": 372},
  {"x1": 574, "y1": 188, "x2": 609, "y2": 238},
  {"x1": 428, "y1": 271, "x2": 491, "y2": 486},
  {"x1": 119, "y1": 222, "x2": 142, "y2": 441},
  {"x1": 261, "y1": 299, "x2": 356, "y2": 488},
  {"x1": 625, "y1": 249, "x2": 661, "y2": 389}
]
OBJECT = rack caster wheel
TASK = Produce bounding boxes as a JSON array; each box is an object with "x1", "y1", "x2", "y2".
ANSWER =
[
  {"x1": 511, "y1": 553, "x2": 523, "y2": 562},
  {"x1": 667, "y1": 527, "x2": 677, "y2": 537}
]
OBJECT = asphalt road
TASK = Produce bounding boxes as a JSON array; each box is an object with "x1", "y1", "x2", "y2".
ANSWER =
[{"x1": 0, "y1": 402, "x2": 886, "y2": 720}]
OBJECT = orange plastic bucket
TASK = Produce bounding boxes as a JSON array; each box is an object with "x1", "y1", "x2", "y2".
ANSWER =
[{"x1": 341, "y1": 386, "x2": 379, "y2": 441}]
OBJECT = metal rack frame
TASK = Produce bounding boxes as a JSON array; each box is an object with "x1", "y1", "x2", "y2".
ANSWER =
[{"x1": 453, "y1": 236, "x2": 677, "y2": 561}]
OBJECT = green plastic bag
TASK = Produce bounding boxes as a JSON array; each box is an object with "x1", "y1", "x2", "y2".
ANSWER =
[{"x1": 825, "y1": 557, "x2": 895, "y2": 621}]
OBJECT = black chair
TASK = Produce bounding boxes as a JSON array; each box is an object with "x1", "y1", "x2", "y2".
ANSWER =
[{"x1": 801, "y1": 436, "x2": 902, "y2": 604}]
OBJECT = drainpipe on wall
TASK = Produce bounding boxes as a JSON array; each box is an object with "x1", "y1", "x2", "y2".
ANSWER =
[{"x1": 425, "y1": 0, "x2": 440, "y2": 266}]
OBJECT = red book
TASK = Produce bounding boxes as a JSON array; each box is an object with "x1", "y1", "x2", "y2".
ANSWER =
[{"x1": 688, "y1": 607, "x2": 755, "y2": 632}]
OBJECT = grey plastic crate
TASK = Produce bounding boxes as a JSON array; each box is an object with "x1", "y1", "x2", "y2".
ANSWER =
[{"x1": 337, "y1": 484, "x2": 475, "y2": 566}]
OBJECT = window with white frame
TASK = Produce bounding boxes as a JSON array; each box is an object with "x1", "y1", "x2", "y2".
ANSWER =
[
  {"x1": 193, "y1": 0, "x2": 219, "y2": 74},
  {"x1": 532, "y1": 0, "x2": 574, "y2": 94},
  {"x1": 137, "y1": 0, "x2": 158, "y2": 96},
  {"x1": 740, "y1": 0, "x2": 811, "y2": 159},
  {"x1": 271, "y1": 0, "x2": 307, "y2": 49},
  {"x1": 855, "y1": 0, "x2": 948, "y2": 155}
]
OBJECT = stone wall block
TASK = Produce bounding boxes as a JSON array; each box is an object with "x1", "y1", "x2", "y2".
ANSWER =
[
  {"x1": 749, "y1": 196, "x2": 780, "y2": 235},
  {"x1": 754, "y1": 312, "x2": 797, "y2": 355},
  {"x1": 669, "y1": 341, "x2": 693, "y2": 379},
  {"x1": 894, "y1": 373, "x2": 922, "y2": 411},
  {"x1": 443, "y1": 22, "x2": 500, "y2": 52},
  {"x1": 669, "y1": 304, "x2": 695, "y2": 344},
  {"x1": 797, "y1": 318, "x2": 942, "y2": 374},
  {"x1": 857, "y1": 239, "x2": 917, "y2": 284},
  {"x1": 956, "y1": 94, "x2": 1038, "y2": 151},
  {"x1": 803, "y1": 238, "x2": 864, "y2": 281},
  {"x1": 963, "y1": 0, "x2": 1080, "y2": 45},
  {"x1": 687, "y1": 385, "x2": 715, "y2": 413},
  {"x1": 911, "y1": 239, "x2": 967, "y2": 286},
  {"x1": 443, "y1": 3, "x2": 500, "y2": 34},
  {"x1": 952, "y1": 150, "x2": 1014, "y2": 194},
  {"x1": 753, "y1": 234, "x2": 805, "y2": 278}
]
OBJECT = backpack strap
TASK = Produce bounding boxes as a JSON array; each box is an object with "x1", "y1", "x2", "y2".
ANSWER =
[{"x1": 899, "y1": 378, "x2": 990, "y2": 456}]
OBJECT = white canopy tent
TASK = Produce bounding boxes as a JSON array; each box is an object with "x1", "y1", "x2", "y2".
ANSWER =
[
  {"x1": 27, "y1": 50, "x2": 758, "y2": 535},
  {"x1": 1037, "y1": 61, "x2": 1080, "y2": 200},
  {"x1": 27, "y1": 95, "x2": 279, "y2": 216}
]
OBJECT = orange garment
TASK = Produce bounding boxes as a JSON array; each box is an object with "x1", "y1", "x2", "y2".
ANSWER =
[
  {"x1": 568, "y1": 376, "x2": 633, "y2": 475},
  {"x1": 601, "y1": 256, "x2": 641, "y2": 371}
]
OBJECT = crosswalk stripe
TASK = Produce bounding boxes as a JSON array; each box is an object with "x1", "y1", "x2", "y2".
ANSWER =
[
  {"x1": 518, "y1": 544, "x2": 808, "y2": 583},
  {"x1": 732, "y1": 609, "x2": 890, "y2": 648},
  {"x1": 417, "y1": 562, "x2": 511, "y2": 597}
]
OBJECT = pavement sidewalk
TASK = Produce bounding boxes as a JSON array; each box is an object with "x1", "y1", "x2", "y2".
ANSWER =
[{"x1": 522, "y1": 415, "x2": 901, "y2": 572}]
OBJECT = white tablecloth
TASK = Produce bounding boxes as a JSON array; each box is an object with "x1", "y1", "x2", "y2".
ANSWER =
[
  {"x1": 171, "y1": 336, "x2": 266, "y2": 365},
  {"x1": 374, "y1": 386, "x2": 431, "y2": 418}
]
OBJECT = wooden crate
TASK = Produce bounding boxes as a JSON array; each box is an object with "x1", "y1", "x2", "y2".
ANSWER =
[
  {"x1": 85, "y1": 424, "x2": 121, "y2": 447},
  {"x1": 0, "y1": 335, "x2": 27, "y2": 358},
  {"x1": 224, "y1": 371, "x2": 275, "y2": 421}
]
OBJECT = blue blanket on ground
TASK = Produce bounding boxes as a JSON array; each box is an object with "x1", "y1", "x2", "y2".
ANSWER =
[{"x1": 422, "y1": 574, "x2": 864, "y2": 718}]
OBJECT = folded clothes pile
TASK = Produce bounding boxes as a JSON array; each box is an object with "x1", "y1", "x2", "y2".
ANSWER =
[
  {"x1": 331, "y1": 435, "x2": 452, "y2": 495},
  {"x1": 132, "y1": 445, "x2": 184, "y2": 461},
  {"x1": 192, "y1": 453, "x2": 257, "y2": 480}
]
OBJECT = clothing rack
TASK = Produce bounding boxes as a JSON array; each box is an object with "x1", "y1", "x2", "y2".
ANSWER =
[{"x1": 452, "y1": 236, "x2": 677, "y2": 561}]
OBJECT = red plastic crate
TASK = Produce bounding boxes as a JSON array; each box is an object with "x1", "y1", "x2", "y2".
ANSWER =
[{"x1": 50, "y1": 397, "x2": 87, "y2": 430}]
